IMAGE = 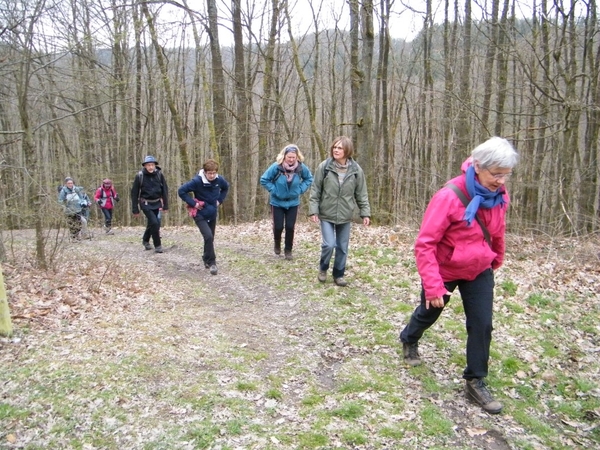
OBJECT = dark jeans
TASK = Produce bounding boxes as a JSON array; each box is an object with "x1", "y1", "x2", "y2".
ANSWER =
[
  {"x1": 271, "y1": 205, "x2": 298, "y2": 251},
  {"x1": 101, "y1": 208, "x2": 113, "y2": 227},
  {"x1": 400, "y1": 268, "x2": 495, "y2": 380},
  {"x1": 194, "y1": 215, "x2": 217, "y2": 266},
  {"x1": 142, "y1": 207, "x2": 161, "y2": 247}
]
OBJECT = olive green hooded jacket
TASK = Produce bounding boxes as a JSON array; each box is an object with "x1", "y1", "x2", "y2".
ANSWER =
[{"x1": 309, "y1": 158, "x2": 371, "y2": 224}]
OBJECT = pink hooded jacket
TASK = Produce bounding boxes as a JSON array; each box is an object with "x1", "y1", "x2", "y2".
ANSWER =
[{"x1": 415, "y1": 158, "x2": 509, "y2": 300}]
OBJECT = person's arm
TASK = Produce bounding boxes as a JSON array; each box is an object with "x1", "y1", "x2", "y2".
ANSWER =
[
  {"x1": 354, "y1": 166, "x2": 371, "y2": 222},
  {"x1": 217, "y1": 176, "x2": 229, "y2": 205},
  {"x1": 308, "y1": 161, "x2": 325, "y2": 217},
  {"x1": 415, "y1": 189, "x2": 455, "y2": 303},
  {"x1": 259, "y1": 164, "x2": 277, "y2": 193},
  {"x1": 491, "y1": 198, "x2": 508, "y2": 269},
  {"x1": 298, "y1": 165, "x2": 314, "y2": 196},
  {"x1": 131, "y1": 174, "x2": 141, "y2": 214},
  {"x1": 177, "y1": 179, "x2": 198, "y2": 208},
  {"x1": 160, "y1": 172, "x2": 169, "y2": 211}
]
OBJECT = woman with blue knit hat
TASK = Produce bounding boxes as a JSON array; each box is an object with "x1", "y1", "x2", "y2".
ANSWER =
[
  {"x1": 399, "y1": 136, "x2": 518, "y2": 415},
  {"x1": 131, "y1": 156, "x2": 169, "y2": 253},
  {"x1": 260, "y1": 144, "x2": 313, "y2": 260}
]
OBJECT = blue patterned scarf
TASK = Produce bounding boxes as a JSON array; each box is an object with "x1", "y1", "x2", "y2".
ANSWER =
[{"x1": 463, "y1": 165, "x2": 505, "y2": 225}]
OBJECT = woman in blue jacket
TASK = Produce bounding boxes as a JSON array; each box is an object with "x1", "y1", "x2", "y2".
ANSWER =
[
  {"x1": 260, "y1": 144, "x2": 313, "y2": 260},
  {"x1": 178, "y1": 159, "x2": 229, "y2": 275}
]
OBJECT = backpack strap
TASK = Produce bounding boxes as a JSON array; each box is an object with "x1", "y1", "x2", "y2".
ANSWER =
[
  {"x1": 445, "y1": 183, "x2": 492, "y2": 246},
  {"x1": 320, "y1": 158, "x2": 332, "y2": 196}
]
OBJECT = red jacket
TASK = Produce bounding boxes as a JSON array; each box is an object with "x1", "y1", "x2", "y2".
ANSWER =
[
  {"x1": 94, "y1": 186, "x2": 118, "y2": 210},
  {"x1": 415, "y1": 158, "x2": 509, "y2": 300}
]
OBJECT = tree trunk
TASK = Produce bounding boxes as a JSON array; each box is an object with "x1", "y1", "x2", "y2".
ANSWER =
[{"x1": 0, "y1": 266, "x2": 13, "y2": 337}]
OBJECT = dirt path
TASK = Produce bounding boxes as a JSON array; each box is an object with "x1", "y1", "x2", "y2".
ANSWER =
[{"x1": 6, "y1": 223, "x2": 585, "y2": 448}]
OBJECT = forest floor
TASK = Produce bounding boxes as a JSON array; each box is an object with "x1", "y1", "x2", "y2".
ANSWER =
[{"x1": 1, "y1": 220, "x2": 600, "y2": 450}]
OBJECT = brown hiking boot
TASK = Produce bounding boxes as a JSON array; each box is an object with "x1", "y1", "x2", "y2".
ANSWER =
[
  {"x1": 284, "y1": 250, "x2": 293, "y2": 260},
  {"x1": 318, "y1": 271, "x2": 327, "y2": 282},
  {"x1": 402, "y1": 342, "x2": 422, "y2": 367},
  {"x1": 274, "y1": 240, "x2": 281, "y2": 255},
  {"x1": 334, "y1": 277, "x2": 348, "y2": 287},
  {"x1": 465, "y1": 378, "x2": 503, "y2": 414}
]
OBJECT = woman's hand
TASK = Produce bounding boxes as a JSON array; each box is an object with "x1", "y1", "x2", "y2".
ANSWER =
[
  {"x1": 425, "y1": 291, "x2": 452, "y2": 309},
  {"x1": 363, "y1": 217, "x2": 370, "y2": 226},
  {"x1": 310, "y1": 215, "x2": 319, "y2": 223}
]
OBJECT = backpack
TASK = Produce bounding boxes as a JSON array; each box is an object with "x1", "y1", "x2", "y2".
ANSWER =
[
  {"x1": 137, "y1": 168, "x2": 165, "y2": 201},
  {"x1": 97, "y1": 186, "x2": 117, "y2": 199},
  {"x1": 137, "y1": 169, "x2": 164, "y2": 190}
]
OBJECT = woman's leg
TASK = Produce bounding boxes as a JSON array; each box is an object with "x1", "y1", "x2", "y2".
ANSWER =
[
  {"x1": 271, "y1": 206, "x2": 285, "y2": 254},
  {"x1": 400, "y1": 283, "x2": 456, "y2": 344},
  {"x1": 319, "y1": 220, "x2": 336, "y2": 272},
  {"x1": 459, "y1": 268, "x2": 495, "y2": 380},
  {"x1": 195, "y1": 216, "x2": 216, "y2": 266},
  {"x1": 67, "y1": 214, "x2": 82, "y2": 238},
  {"x1": 331, "y1": 222, "x2": 352, "y2": 279},
  {"x1": 283, "y1": 205, "x2": 298, "y2": 252},
  {"x1": 102, "y1": 208, "x2": 112, "y2": 228}
]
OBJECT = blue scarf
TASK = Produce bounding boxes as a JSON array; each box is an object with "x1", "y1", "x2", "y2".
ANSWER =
[{"x1": 463, "y1": 165, "x2": 505, "y2": 225}]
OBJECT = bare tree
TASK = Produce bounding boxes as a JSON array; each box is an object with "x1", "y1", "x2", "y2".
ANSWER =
[{"x1": 141, "y1": 2, "x2": 191, "y2": 176}]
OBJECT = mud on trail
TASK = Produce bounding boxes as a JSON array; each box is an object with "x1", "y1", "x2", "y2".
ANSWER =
[{"x1": 4, "y1": 222, "x2": 595, "y2": 449}]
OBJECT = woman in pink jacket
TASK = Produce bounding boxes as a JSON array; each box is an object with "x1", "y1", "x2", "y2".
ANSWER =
[
  {"x1": 94, "y1": 178, "x2": 119, "y2": 234},
  {"x1": 399, "y1": 137, "x2": 518, "y2": 415}
]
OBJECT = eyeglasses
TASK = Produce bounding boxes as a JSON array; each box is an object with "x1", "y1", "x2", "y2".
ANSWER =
[{"x1": 485, "y1": 169, "x2": 512, "y2": 180}]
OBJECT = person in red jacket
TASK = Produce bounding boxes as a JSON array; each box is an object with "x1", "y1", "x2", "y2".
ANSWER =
[
  {"x1": 94, "y1": 179, "x2": 119, "y2": 234},
  {"x1": 399, "y1": 136, "x2": 518, "y2": 415}
]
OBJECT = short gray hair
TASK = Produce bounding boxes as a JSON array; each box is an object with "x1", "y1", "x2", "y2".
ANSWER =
[{"x1": 471, "y1": 136, "x2": 519, "y2": 169}]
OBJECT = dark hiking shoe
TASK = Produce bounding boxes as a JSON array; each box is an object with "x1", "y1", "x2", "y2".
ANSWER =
[
  {"x1": 154, "y1": 246, "x2": 164, "y2": 253},
  {"x1": 334, "y1": 277, "x2": 348, "y2": 287},
  {"x1": 284, "y1": 250, "x2": 293, "y2": 260},
  {"x1": 318, "y1": 271, "x2": 327, "y2": 282},
  {"x1": 143, "y1": 241, "x2": 152, "y2": 251},
  {"x1": 402, "y1": 342, "x2": 422, "y2": 366},
  {"x1": 204, "y1": 262, "x2": 210, "y2": 269},
  {"x1": 210, "y1": 265, "x2": 218, "y2": 275},
  {"x1": 274, "y1": 240, "x2": 281, "y2": 255},
  {"x1": 465, "y1": 378, "x2": 503, "y2": 414}
]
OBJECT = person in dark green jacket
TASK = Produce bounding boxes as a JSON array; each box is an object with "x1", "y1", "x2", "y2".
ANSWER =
[{"x1": 309, "y1": 136, "x2": 371, "y2": 286}]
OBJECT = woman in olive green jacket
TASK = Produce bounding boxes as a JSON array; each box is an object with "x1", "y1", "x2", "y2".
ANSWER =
[{"x1": 309, "y1": 136, "x2": 371, "y2": 286}]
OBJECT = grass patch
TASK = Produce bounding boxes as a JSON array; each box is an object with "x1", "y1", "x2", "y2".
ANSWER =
[
  {"x1": 329, "y1": 401, "x2": 365, "y2": 421},
  {"x1": 420, "y1": 403, "x2": 454, "y2": 436},
  {"x1": 499, "y1": 279, "x2": 518, "y2": 296}
]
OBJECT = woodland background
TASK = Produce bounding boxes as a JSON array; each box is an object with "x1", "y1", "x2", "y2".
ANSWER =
[{"x1": 1, "y1": 0, "x2": 600, "y2": 267}]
